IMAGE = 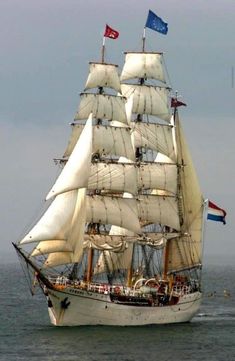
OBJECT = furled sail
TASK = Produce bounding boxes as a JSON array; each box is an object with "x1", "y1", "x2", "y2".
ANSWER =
[
  {"x1": 121, "y1": 84, "x2": 171, "y2": 122},
  {"x1": 120, "y1": 52, "x2": 166, "y2": 83},
  {"x1": 93, "y1": 244, "x2": 133, "y2": 275},
  {"x1": 93, "y1": 225, "x2": 135, "y2": 274},
  {"x1": 46, "y1": 114, "x2": 92, "y2": 200},
  {"x1": 138, "y1": 232, "x2": 179, "y2": 249},
  {"x1": 84, "y1": 62, "x2": 121, "y2": 93},
  {"x1": 83, "y1": 234, "x2": 130, "y2": 252}
]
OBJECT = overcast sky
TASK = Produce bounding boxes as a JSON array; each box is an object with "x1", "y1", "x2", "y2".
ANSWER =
[{"x1": 1, "y1": 0, "x2": 234, "y2": 264}]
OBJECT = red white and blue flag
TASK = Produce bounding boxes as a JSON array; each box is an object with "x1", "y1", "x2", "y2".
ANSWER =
[{"x1": 207, "y1": 201, "x2": 227, "y2": 224}]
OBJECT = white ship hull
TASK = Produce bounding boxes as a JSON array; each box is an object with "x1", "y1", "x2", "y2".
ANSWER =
[{"x1": 46, "y1": 287, "x2": 202, "y2": 326}]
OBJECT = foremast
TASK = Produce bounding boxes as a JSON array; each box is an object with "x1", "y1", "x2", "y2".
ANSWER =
[{"x1": 17, "y1": 33, "x2": 140, "y2": 282}]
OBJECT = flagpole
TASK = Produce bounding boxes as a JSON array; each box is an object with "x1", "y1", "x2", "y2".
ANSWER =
[
  {"x1": 173, "y1": 90, "x2": 178, "y2": 120},
  {"x1": 142, "y1": 27, "x2": 146, "y2": 51},
  {"x1": 201, "y1": 199, "x2": 209, "y2": 267},
  {"x1": 101, "y1": 36, "x2": 105, "y2": 63}
]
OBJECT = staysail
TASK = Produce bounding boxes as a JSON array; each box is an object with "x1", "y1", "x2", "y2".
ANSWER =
[
  {"x1": 164, "y1": 112, "x2": 204, "y2": 273},
  {"x1": 46, "y1": 114, "x2": 93, "y2": 200}
]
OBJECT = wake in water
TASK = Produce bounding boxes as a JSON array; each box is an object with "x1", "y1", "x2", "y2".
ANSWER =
[{"x1": 195, "y1": 308, "x2": 235, "y2": 321}]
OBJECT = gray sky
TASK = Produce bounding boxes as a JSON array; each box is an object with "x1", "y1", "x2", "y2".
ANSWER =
[{"x1": 1, "y1": 0, "x2": 234, "y2": 264}]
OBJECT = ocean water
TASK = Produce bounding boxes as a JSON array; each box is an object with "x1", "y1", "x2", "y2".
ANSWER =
[{"x1": 0, "y1": 263, "x2": 235, "y2": 361}]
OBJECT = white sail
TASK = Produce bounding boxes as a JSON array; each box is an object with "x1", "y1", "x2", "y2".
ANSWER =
[
  {"x1": 125, "y1": 94, "x2": 134, "y2": 125},
  {"x1": 84, "y1": 62, "x2": 121, "y2": 92},
  {"x1": 31, "y1": 240, "x2": 73, "y2": 257},
  {"x1": 165, "y1": 114, "x2": 204, "y2": 272},
  {"x1": 63, "y1": 124, "x2": 135, "y2": 161},
  {"x1": 109, "y1": 224, "x2": 135, "y2": 237},
  {"x1": 121, "y1": 84, "x2": 171, "y2": 122},
  {"x1": 20, "y1": 191, "x2": 78, "y2": 244},
  {"x1": 138, "y1": 162, "x2": 177, "y2": 194},
  {"x1": 131, "y1": 122, "x2": 176, "y2": 161},
  {"x1": 86, "y1": 195, "x2": 141, "y2": 234},
  {"x1": 120, "y1": 52, "x2": 166, "y2": 83},
  {"x1": 154, "y1": 152, "x2": 174, "y2": 164},
  {"x1": 21, "y1": 188, "x2": 87, "y2": 267},
  {"x1": 46, "y1": 114, "x2": 92, "y2": 200},
  {"x1": 44, "y1": 188, "x2": 87, "y2": 268},
  {"x1": 88, "y1": 162, "x2": 138, "y2": 194},
  {"x1": 137, "y1": 194, "x2": 180, "y2": 231},
  {"x1": 75, "y1": 93, "x2": 128, "y2": 124}
]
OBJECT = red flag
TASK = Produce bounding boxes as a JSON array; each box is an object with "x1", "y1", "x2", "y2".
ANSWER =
[
  {"x1": 171, "y1": 98, "x2": 187, "y2": 108},
  {"x1": 104, "y1": 24, "x2": 119, "y2": 39}
]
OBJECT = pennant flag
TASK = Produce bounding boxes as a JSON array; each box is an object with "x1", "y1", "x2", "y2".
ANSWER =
[
  {"x1": 171, "y1": 98, "x2": 187, "y2": 108},
  {"x1": 104, "y1": 24, "x2": 119, "y2": 39},
  {"x1": 207, "y1": 201, "x2": 227, "y2": 224},
  {"x1": 145, "y1": 10, "x2": 168, "y2": 34}
]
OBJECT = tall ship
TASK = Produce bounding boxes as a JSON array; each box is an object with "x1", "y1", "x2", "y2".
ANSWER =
[{"x1": 14, "y1": 17, "x2": 207, "y2": 326}]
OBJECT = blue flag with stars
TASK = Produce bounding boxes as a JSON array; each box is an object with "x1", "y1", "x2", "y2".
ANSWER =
[{"x1": 145, "y1": 10, "x2": 168, "y2": 35}]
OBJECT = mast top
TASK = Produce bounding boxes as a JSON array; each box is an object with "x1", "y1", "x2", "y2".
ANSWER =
[{"x1": 142, "y1": 27, "x2": 146, "y2": 52}]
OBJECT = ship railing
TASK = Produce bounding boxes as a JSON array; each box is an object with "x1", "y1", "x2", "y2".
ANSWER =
[
  {"x1": 49, "y1": 275, "x2": 69, "y2": 287},
  {"x1": 172, "y1": 284, "x2": 191, "y2": 296},
  {"x1": 88, "y1": 283, "x2": 126, "y2": 295},
  {"x1": 88, "y1": 283, "x2": 110, "y2": 294}
]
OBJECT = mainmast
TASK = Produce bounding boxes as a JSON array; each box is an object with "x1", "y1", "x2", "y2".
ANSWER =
[
  {"x1": 120, "y1": 22, "x2": 177, "y2": 283},
  {"x1": 86, "y1": 247, "x2": 94, "y2": 283}
]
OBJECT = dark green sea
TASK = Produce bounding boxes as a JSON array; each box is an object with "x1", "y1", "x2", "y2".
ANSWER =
[{"x1": 0, "y1": 262, "x2": 235, "y2": 361}]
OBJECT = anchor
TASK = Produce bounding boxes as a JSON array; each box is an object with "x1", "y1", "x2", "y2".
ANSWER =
[{"x1": 60, "y1": 297, "x2": 71, "y2": 309}]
